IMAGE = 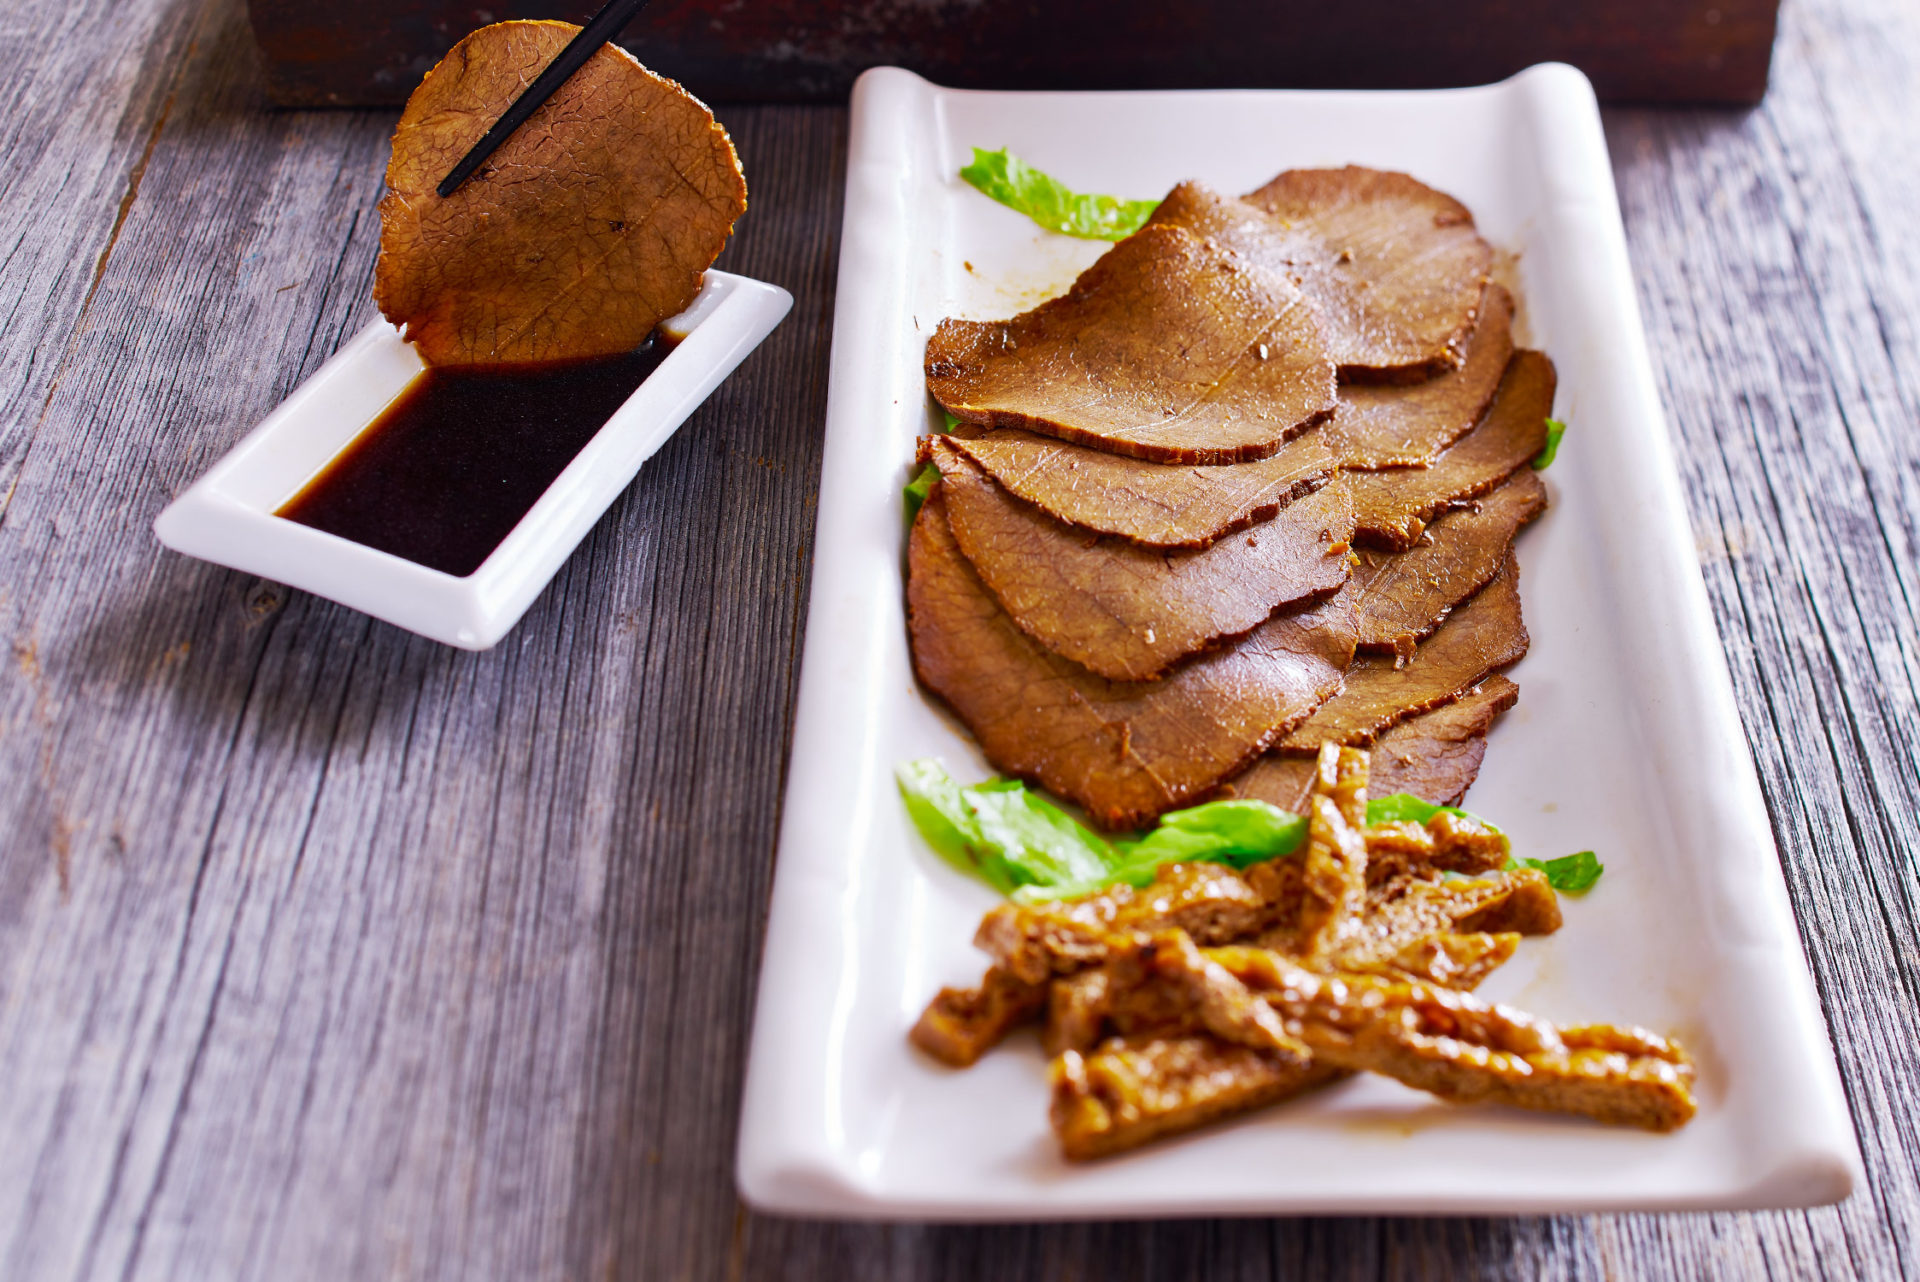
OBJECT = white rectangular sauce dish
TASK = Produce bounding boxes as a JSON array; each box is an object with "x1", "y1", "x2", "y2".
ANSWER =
[
  {"x1": 735, "y1": 64, "x2": 1860, "y2": 1218},
  {"x1": 155, "y1": 270, "x2": 791, "y2": 649}
]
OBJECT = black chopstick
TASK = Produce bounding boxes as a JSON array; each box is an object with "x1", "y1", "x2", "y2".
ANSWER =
[{"x1": 435, "y1": 0, "x2": 654, "y2": 199}]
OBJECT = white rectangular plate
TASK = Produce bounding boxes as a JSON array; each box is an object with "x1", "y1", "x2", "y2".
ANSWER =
[
  {"x1": 155, "y1": 271, "x2": 790, "y2": 650},
  {"x1": 737, "y1": 65, "x2": 1860, "y2": 1218}
]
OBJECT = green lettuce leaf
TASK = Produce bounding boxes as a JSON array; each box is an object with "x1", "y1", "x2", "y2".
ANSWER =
[
  {"x1": 1513, "y1": 850, "x2": 1605, "y2": 894},
  {"x1": 1365, "y1": 793, "x2": 1501, "y2": 833},
  {"x1": 902, "y1": 461, "x2": 939, "y2": 521},
  {"x1": 895, "y1": 758, "x2": 1014, "y2": 893},
  {"x1": 958, "y1": 147, "x2": 1159, "y2": 241},
  {"x1": 897, "y1": 761, "x2": 1304, "y2": 902},
  {"x1": 1532, "y1": 418, "x2": 1568, "y2": 470},
  {"x1": 941, "y1": 409, "x2": 962, "y2": 432},
  {"x1": 965, "y1": 779, "x2": 1116, "y2": 889}
]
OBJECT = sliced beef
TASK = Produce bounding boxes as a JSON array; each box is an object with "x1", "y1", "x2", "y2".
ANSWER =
[
  {"x1": 945, "y1": 426, "x2": 1334, "y2": 550},
  {"x1": 374, "y1": 20, "x2": 746, "y2": 365},
  {"x1": 1351, "y1": 471, "x2": 1547, "y2": 657},
  {"x1": 908, "y1": 488, "x2": 1355, "y2": 830},
  {"x1": 1148, "y1": 174, "x2": 1491, "y2": 382},
  {"x1": 1230, "y1": 676, "x2": 1519, "y2": 811},
  {"x1": 1348, "y1": 349, "x2": 1555, "y2": 550},
  {"x1": 1332, "y1": 286, "x2": 1514, "y2": 469},
  {"x1": 931, "y1": 439, "x2": 1353, "y2": 682},
  {"x1": 925, "y1": 222, "x2": 1336, "y2": 464},
  {"x1": 1278, "y1": 554, "x2": 1527, "y2": 752},
  {"x1": 1241, "y1": 168, "x2": 1494, "y2": 381}
]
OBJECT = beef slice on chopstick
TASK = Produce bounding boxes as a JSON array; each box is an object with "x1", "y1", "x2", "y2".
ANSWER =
[
  {"x1": 1278, "y1": 553, "x2": 1529, "y2": 752},
  {"x1": 929, "y1": 438, "x2": 1353, "y2": 682},
  {"x1": 906, "y1": 488, "x2": 1354, "y2": 831},
  {"x1": 1350, "y1": 470, "x2": 1547, "y2": 658},
  {"x1": 1230, "y1": 676, "x2": 1520, "y2": 813},
  {"x1": 1348, "y1": 349, "x2": 1555, "y2": 550},
  {"x1": 925, "y1": 223, "x2": 1336, "y2": 464},
  {"x1": 373, "y1": 20, "x2": 746, "y2": 365},
  {"x1": 1145, "y1": 173, "x2": 1492, "y2": 384},
  {"x1": 943, "y1": 426, "x2": 1335, "y2": 550},
  {"x1": 1331, "y1": 286, "x2": 1516, "y2": 469}
]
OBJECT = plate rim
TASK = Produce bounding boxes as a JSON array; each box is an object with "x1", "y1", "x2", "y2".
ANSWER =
[{"x1": 736, "y1": 62, "x2": 1861, "y2": 1219}]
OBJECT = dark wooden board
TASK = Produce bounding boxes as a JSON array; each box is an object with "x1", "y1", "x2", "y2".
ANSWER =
[
  {"x1": 2, "y1": 0, "x2": 1918, "y2": 1276},
  {"x1": 246, "y1": 0, "x2": 1780, "y2": 108}
]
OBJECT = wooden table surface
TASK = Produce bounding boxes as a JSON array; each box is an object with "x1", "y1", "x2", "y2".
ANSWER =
[{"x1": 3, "y1": 0, "x2": 1917, "y2": 1276}]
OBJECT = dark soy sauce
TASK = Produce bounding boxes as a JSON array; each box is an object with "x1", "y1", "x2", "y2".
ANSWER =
[{"x1": 278, "y1": 339, "x2": 669, "y2": 577}]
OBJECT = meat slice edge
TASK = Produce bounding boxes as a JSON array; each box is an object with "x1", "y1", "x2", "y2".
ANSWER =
[
  {"x1": 1148, "y1": 174, "x2": 1492, "y2": 383},
  {"x1": 932, "y1": 439, "x2": 1354, "y2": 682},
  {"x1": 1332, "y1": 285, "x2": 1516, "y2": 469},
  {"x1": 1230, "y1": 675, "x2": 1520, "y2": 812},
  {"x1": 1347, "y1": 349, "x2": 1555, "y2": 550},
  {"x1": 1278, "y1": 553, "x2": 1529, "y2": 753},
  {"x1": 1351, "y1": 470, "x2": 1547, "y2": 657},
  {"x1": 925, "y1": 222, "x2": 1337, "y2": 464},
  {"x1": 945, "y1": 426, "x2": 1335, "y2": 550},
  {"x1": 907, "y1": 487, "x2": 1355, "y2": 830}
]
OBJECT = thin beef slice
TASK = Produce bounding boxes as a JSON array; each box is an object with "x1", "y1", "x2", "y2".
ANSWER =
[
  {"x1": 1279, "y1": 553, "x2": 1528, "y2": 752},
  {"x1": 931, "y1": 439, "x2": 1353, "y2": 682},
  {"x1": 945, "y1": 426, "x2": 1334, "y2": 550},
  {"x1": 1348, "y1": 349, "x2": 1555, "y2": 550},
  {"x1": 375, "y1": 20, "x2": 747, "y2": 365},
  {"x1": 908, "y1": 487, "x2": 1355, "y2": 830},
  {"x1": 1147, "y1": 176, "x2": 1491, "y2": 383},
  {"x1": 1332, "y1": 286, "x2": 1515, "y2": 468},
  {"x1": 925, "y1": 222, "x2": 1336, "y2": 464},
  {"x1": 1231, "y1": 676, "x2": 1519, "y2": 812},
  {"x1": 1351, "y1": 470, "x2": 1547, "y2": 657}
]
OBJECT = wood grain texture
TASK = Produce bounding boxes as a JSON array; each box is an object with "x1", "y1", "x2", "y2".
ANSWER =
[{"x1": 0, "y1": 0, "x2": 1915, "y2": 1276}]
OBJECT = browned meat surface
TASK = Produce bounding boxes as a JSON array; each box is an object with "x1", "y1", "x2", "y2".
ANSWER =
[
  {"x1": 1348, "y1": 350, "x2": 1556, "y2": 549},
  {"x1": 1293, "y1": 745, "x2": 1371, "y2": 965},
  {"x1": 1177, "y1": 937, "x2": 1695, "y2": 1131},
  {"x1": 1348, "y1": 869, "x2": 1562, "y2": 964},
  {"x1": 1229, "y1": 676, "x2": 1519, "y2": 811},
  {"x1": 925, "y1": 222, "x2": 1336, "y2": 463},
  {"x1": 1362, "y1": 808, "x2": 1514, "y2": 882},
  {"x1": 909, "y1": 488, "x2": 1355, "y2": 828},
  {"x1": 1340, "y1": 931, "x2": 1520, "y2": 990},
  {"x1": 1331, "y1": 286, "x2": 1515, "y2": 468},
  {"x1": 977, "y1": 859, "x2": 1296, "y2": 985},
  {"x1": 1365, "y1": 676, "x2": 1519, "y2": 803},
  {"x1": 944, "y1": 426, "x2": 1334, "y2": 550},
  {"x1": 1279, "y1": 554, "x2": 1527, "y2": 752},
  {"x1": 374, "y1": 21, "x2": 746, "y2": 365},
  {"x1": 1352, "y1": 473, "x2": 1547, "y2": 657},
  {"x1": 932, "y1": 439, "x2": 1353, "y2": 681},
  {"x1": 1050, "y1": 1036, "x2": 1345, "y2": 1161},
  {"x1": 1147, "y1": 175, "x2": 1492, "y2": 383},
  {"x1": 909, "y1": 966, "x2": 1048, "y2": 1068}
]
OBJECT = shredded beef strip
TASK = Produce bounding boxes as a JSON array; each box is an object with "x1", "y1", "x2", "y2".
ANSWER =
[
  {"x1": 1185, "y1": 938, "x2": 1695, "y2": 1132},
  {"x1": 944, "y1": 426, "x2": 1335, "y2": 550},
  {"x1": 908, "y1": 487, "x2": 1354, "y2": 831},
  {"x1": 926, "y1": 222, "x2": 1336, "y2": 463},
  {"x1": 1050, "y1": 1035, "x2": 1347, "y2": 1161},
  {"x1": 1348, "y1": 349, "x2": 1555, "y2": 549},
  {"x1": 1278, "y1": 554, "x2": 1528, "y2": 753},
  {"x1": 931, "y1": 439, "x2": 1353, "y2": 681}
]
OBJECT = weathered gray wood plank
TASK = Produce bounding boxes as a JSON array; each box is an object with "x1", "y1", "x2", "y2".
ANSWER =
[{"x1": 0, "y1": 0, "x2": 1916, "y2": 1276}]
